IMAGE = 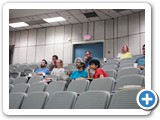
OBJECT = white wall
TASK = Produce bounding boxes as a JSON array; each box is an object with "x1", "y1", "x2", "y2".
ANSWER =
[{"x1": 10, "y1": 11, "x2": 145, "y2": 64}]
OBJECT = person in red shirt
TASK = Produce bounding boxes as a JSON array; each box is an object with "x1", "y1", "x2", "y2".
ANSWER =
[{"x1": 88, "y1": 58, "x2": 108, "y2": 79}]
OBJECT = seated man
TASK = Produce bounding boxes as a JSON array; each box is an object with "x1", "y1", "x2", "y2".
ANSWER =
[
  {"x1": 88, "y1": 58, "x2": 108, "y2": 79},
  {"x1": 136, "y1": 44, "x2": 145, "y2": 70},
  {"x1": 70, "y1": 57, "x2": 88, "y2": 80},
  {"x1": 34, "y1": 59, "x2": 50, "y2": 76}
]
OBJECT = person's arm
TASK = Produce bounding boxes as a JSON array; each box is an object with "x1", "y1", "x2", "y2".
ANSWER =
[
  {"x1": 99, "y1": 74, "x2": 105, "y2": 78},
  {"x1": 87, "y1": 67, "x2": 91, "y2": 78},
  {"x1": 137, "y1": 66, "x2": 145, "y2": 70}
]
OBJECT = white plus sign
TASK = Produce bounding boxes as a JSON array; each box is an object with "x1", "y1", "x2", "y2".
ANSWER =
[{"x1": 142, "y1": 93, "x2": 153, "y2": 105}]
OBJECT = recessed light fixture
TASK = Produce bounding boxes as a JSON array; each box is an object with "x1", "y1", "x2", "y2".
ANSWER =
[
  {"x1": 43, "y1": 17, "x2": 66, "y2": 23},
  {"x1": 9, "y1": 22, "x2": 29, "y2": 28}
]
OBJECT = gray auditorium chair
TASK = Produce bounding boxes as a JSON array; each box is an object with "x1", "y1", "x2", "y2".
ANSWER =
[
  {"x1": 106, "y1": 61, "x2": 119, "y2": 66},
  {"x1": 120, "y1": 59, "x2": 135, "y2": 65},
  {"x1": 67, "y1": 79, "x2": 90, "y2": 94},
  {"x1": 102, "y1": 65, "x2": 118, "y2": 71},
  {"x1": 118, "y1": 63, "x2": 134, "y2": 70},
  {"x1": 44, "y1": 91, "x2": 77, "y2": 109},
  {"x1": 142, "y1": 69, "x2": 145, "y2": 76},
  {"x1": 9, "y1": 78, "x2": 14, "y2": 84},
  {"x1": 9, "y1": 92, "x2": 27, "y2": 109},
  {"x1": 116, "y1": 67, "x2": 141, "y2": 80},
  {"x1": 20, "y1": 92, "x2": 49, "y2": 109},
  {"x1": 45, "y1": 81, "x2": 66, "y2": 94},
  {"x1": 13, "y1": 77, "x2": 28, "y2": 85},
  {"x1": 23, "y1": 68, "x2": 34, "y2": 76},
  {"x1": 9, "y1": 84, "x2": 13, "y2": 93},
  {"x1": 74, "y1": 91, "x2": 110, "y2": 109},
  {"x1": 108, "y1": 88, "x2": 141, "y2": 109},
  {"x1": 27, "y1": 82, "x2": 47, "y2": 94},
  {"x1": 10, "y1": 71, "x2": 21, "y2": 79},
  {"x1": 10, "y1": 83, "x2": 30, "y2": 93},
  {"x1": 28, "y1": 76, "x2": 43, "y2": 84},
  {"x1": 114, "y1": 75, "x2": 145, "y2": 91},
  {"x1": 88, "y1": 77, "x2": 115, "y2": 92},
  {"x1": 28, "y1": 63, "x2": 39, "y2": 71},
  {"x1": 105, "y1": 70, "x2": 117, "y2": 79},
  {"x1": 44, "y1": 75, "x2": 58, "y2": 81}
]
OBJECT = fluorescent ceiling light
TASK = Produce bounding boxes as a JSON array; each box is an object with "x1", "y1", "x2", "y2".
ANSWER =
[
  {"x1": 43, "y1": 17, "x2": 66, "y2": 23},
  {"x1": 9, "y1": 22, "x2": 29, "y2": 28}
]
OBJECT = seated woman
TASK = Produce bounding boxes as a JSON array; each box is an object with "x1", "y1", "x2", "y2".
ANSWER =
[
  {"x1": 119, "y1": 45, "x2": 132, "y2": 60},
  {"x1": 88, "y1": 58, "x2": 108, "y2": 79},
  {"x1": 45, "y1": 59, "x2": 65, "y2": 82}
]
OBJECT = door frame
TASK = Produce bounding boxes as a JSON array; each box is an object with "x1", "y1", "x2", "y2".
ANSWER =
[{"x1": 72, "y1": 40, "x2": 105, "y2": 62}]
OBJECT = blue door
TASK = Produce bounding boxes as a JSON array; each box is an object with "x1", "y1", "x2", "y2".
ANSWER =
[{"x1": 73, "y1": 42, "x2": 103, "y2": 62}]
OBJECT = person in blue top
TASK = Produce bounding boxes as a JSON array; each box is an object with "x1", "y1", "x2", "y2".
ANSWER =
[
  {"x1": 70, "y1": 57, "x2": 88, "y2": 80},
  {"x1": 136, "y1": 44, "x2": 145, "y2": 70},
  {"x1": 34, "y1": 59, "x2": 50, "y2": 76}
]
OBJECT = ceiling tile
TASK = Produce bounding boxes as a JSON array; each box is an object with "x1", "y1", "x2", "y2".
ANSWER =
[
  {"x1": 58, "y1": 21, "x2": 70, "y2": 25},
  {"x1": 119, "y1": 10, "x2": 133, "y2": 15},
  {"x1": 27, "y1": 16, "x2": 41, "y2": 21},
  {"x1": 31, "y1": 24, "x2": 42, "y2": 29},
  {"x1": 73, "y1": 14, "x2": 89, "y2": 23},
  {"x1": 23, "y1": 26, "x2": 33, "y2": 29},
  {"x1": 47, "y1": 12, "x2": 60, "y2": 17},
  {"x1": 80, "y1": 9, "x2": 93, "y2": 13},
  {"x1": 49, "y1": 22, "x2": 60, "y2": 26},
  {"x1": 9, "y1": 19, "x2": 22, "y2": 23},
  {"x1": 58, "y1": 11, "x2": 71, "y2": 17},
  {"x1": 109, "y1": 12, "x2": 122, "y2": 18},
  {"x1": 16, "y1": 27, "x2": 26, "y2": 30},
  {"x1": 19, "y1": 17, "x2": 31, "y2": 22},
  {"x1": 94, "y1": 10, "x2": 111, "y2": 20},
  {"x1": 131, "y1": 9, "x2": 144, "y2": 12},
  {"x1": 89, "y1": 17, "x2": 101, "y2": 21},
  {"x1": 68, "y1": 10, "x2": 81, "y2": 15},
  {"x1": 38, "y1": 14, "x2": 50, "y2": 19},
  {"x1": 63, "y1": 15, "x2": 80, "y2": 24},
  {"x1": 40, "y1": 23, "x2": 52, "y2": 27},
  {"x1": 9, "y1": 26, "x2": 17, "y2": 31}
]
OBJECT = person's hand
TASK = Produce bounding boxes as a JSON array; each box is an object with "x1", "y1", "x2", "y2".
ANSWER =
[
  {"x1": 84, "y1": 57, "x2": 87, "y2": 61},
  {"x1": 67, "y1": 70, "x2": 72, "y2": 76}
]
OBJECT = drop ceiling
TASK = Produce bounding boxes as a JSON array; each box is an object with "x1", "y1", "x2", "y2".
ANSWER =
[{"x1": 9, "y1": 9, "x2": 144, "y2": 31}]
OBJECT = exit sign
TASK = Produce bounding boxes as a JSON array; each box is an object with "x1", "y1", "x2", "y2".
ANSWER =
[{"x1": 83, "y1": 34, "x2": 91, "y2": 40}]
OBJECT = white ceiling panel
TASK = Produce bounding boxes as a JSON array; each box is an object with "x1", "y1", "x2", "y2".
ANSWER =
[
  {"x1": 31, "y1": 24, "x2": 42, "y2": 28},
  {"x1": 63, "y1": 15, "x2": 80, "y2": 24},
  {"x1": 40, "y1": 23, "x2": 52, "y2": 27},
  {"x1": 47, "y1": 12, "x2": 60, "y2": 17},
  {"x1": 38, "y1": 14, "x2": 50, "y2": 19},
  {"x1": 69, "y1": 10, "x2": 81, "y2": 15},
  {"x1": 27, "y1": 16, "x2": 41, "y2": 21},
  {"x1": 23, "y1": 26, "x2": 33, "y2": 29},
  {"x1": 80, "y1": 9, "x2": 93, "y2": 13},
  {"x1": 73, "y1": 14, "x2": 89, "y2": 23},
  {"x1": 89, "y1": 17, "x2": 101, "y2": 21},
  {"x1": 58, "y1": 21, "x2": 70, "y2": 25},
  {"x1": 94, "y1": 10, "x2": 111, "y2": 20},
  {"x1": 58, "y1": 11, "x2": 71, "y2": 17},
  {"x1": 119, "y1": 10, "x2": 133, "y2": 15}
]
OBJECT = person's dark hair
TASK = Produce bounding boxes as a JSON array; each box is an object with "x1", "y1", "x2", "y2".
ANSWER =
[
  {"x1": 85, "y1": 51, "x2": 92, "y2": 54},
  {"x1": 143, "y1": 44, "x2": 145, "y2": 49},
  {"x1": 81, "y1": 62, "x2": 85, "y2": 70},
  {"x1": 52, "y1": 55, "x2": 58, "y2": 59},
  {"x1": 89, "y1": 58, "x2": 100, "y2": 68},
  {"x1": 42, "y1": 59, "x2": 47, "y2": 65}
]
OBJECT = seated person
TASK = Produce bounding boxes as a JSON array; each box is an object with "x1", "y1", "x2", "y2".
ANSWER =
[
  {"x1": 48, "y1": 55, "x2": 58, "y2": 71},
  {"x1": 34, "y1": 59, "x2": 50, "y2": 76},
  {"x1": 120, "y1": 45, "x2": 132, "y2": 60},
  {"x1": 88, "y1": 58, "x2": 108, "y2": 79},
  {"x1": 69, "y1": 57, "x2": 88, "y2": 80},
  {"x1": 136, "y1": 44, "x2": 145, "y2": 70}
]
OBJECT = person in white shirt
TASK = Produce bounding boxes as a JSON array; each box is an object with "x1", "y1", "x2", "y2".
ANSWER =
[{"x1": 45, "y1": 59, "x2": 65, "y2": 82}]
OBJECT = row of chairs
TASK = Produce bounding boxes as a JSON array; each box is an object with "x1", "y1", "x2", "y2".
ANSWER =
[
  {"x1": 10, "y1": 76, "x2": 145, "y2": 95},
  {"x1": 10, "y1": 88, "x2": 142, "y2": 109}
]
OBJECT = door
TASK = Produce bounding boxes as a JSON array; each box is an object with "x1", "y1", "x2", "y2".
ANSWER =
[{"x1": 73, "y1": 42, "x2": 103, "y2": 62}]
